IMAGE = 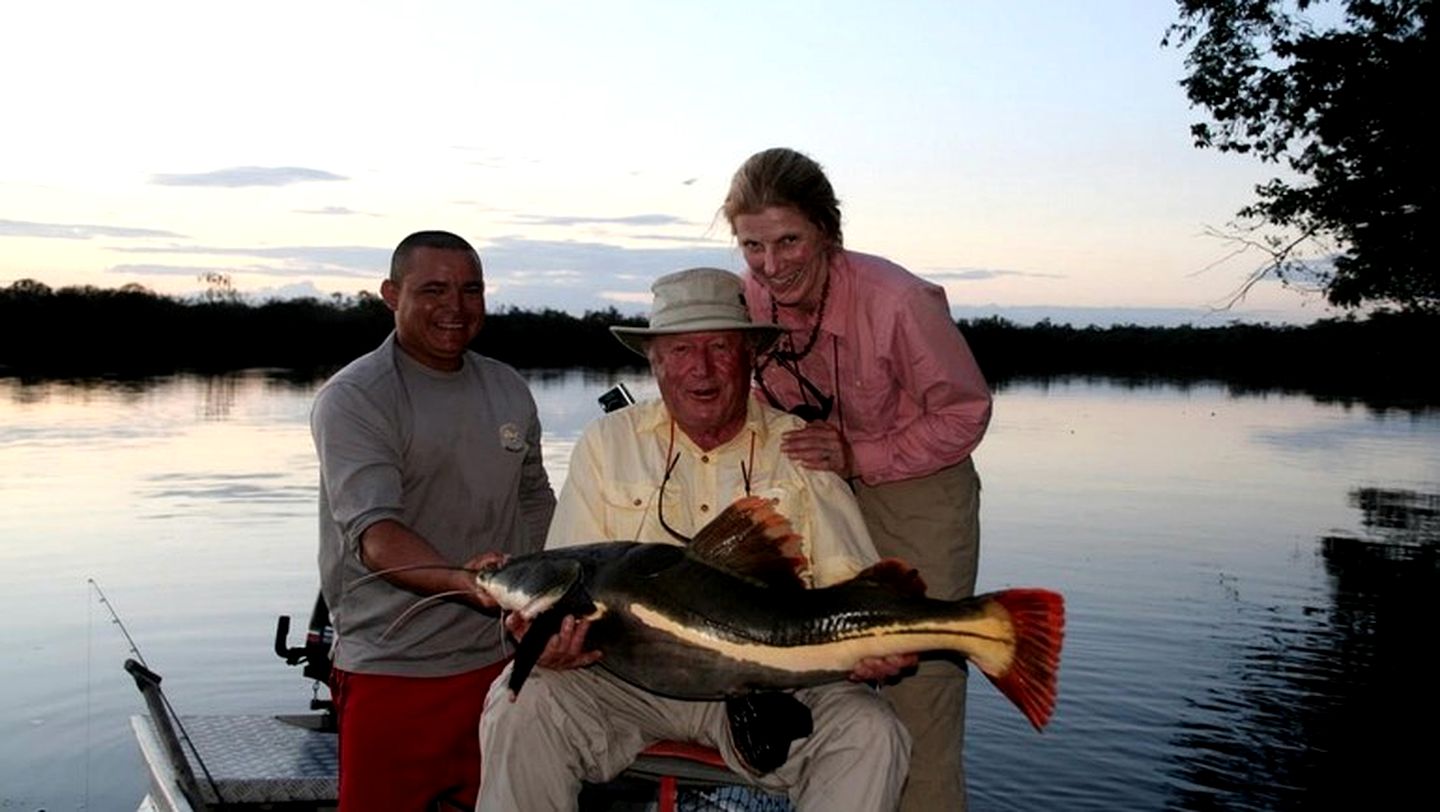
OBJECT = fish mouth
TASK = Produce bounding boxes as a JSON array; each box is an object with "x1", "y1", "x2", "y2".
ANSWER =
[
  {"x1": 513, "y1": 592, "x2": 563, "y2": 620},
  {"x1": 478, "y1": 561, "x2": 593, "y2": 620},
  {"x1": 477, "y1": 577, "x2": 563, "y2": 619}
]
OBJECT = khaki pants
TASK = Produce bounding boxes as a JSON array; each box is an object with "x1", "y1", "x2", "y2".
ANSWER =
[
  {"x1": 477, "y1": 665, "x2": 910, "y2": 811},
  {"x1": 855, "y1": 458, "x2": 980, "y2": 812}
]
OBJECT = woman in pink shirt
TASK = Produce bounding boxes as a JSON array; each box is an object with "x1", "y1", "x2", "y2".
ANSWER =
[{"x1": 723, "y1": 147, "x2": 993, "y2": 812}]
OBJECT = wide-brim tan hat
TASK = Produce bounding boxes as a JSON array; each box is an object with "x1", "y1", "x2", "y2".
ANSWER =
[{"x1": 611, "y1": 267, "x2": 781, "y2": 357}]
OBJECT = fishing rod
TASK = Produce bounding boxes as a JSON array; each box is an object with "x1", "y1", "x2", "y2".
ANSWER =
[
  {"x1": 89, "y1": 578, "x2": 227, "y2": 804},
  {"x1": 89, "y1": 578, "x2": 150, "y2": 668}
]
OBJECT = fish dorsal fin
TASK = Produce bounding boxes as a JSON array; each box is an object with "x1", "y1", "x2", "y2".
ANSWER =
[
  {"x1": 852, "y1": 558, "x2": 929, "y2": 597},
  {"x1": 686, "y1": 496, "x2": 807, "y2": 589}
]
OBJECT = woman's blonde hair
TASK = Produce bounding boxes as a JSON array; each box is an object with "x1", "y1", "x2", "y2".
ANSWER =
[{"x1": 722, "y1": 147, "x2": 843, "y2": 246}]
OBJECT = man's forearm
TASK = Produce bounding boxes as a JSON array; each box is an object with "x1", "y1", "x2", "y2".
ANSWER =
[{"x1": 359, "y1": 519, "x2": 481, "y2": 601}]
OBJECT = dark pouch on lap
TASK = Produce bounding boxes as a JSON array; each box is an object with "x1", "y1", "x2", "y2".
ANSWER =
[{"x1": 724, "y1": 692, "x2": 814, "y2": 775}]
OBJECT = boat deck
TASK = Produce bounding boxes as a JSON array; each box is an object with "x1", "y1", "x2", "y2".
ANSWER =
[{"x1": 132, "y1": 713, "x2": 337, "y2": 811}]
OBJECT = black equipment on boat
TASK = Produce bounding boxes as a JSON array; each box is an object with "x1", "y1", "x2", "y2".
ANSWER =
[
  {"x1": 274, "y1": 592, "x2": 336, "y2": 726},
  {"x1": 598, "y1": 382, "x2": 635, "y2": 413}
]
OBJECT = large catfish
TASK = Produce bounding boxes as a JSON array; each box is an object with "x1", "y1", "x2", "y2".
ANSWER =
[{"x1": 477, "y1": 496, "x2": 1065, "y2": 731}]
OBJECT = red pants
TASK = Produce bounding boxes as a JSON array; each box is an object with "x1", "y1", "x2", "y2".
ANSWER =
[{"x1": 331, "y1": 660, "x2": 509, "y2": 812}]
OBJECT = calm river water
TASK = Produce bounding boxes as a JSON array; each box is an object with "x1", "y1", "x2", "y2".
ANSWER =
[{"x1": 1, "y1": 370, "x2": 1435, "y2": 811}]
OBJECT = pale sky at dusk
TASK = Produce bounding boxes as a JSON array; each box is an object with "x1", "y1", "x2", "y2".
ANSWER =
[{"x1": 0, "y1": 1, "x2": 1342, "y2": 326}]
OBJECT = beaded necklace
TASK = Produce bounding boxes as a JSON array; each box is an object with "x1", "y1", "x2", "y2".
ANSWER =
[{"x1": 768, "y1": 266, "x2": 832, "y2": 362}]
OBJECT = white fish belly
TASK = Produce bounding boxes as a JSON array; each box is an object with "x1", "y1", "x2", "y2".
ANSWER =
[{"x1": 628, "y1": 603, "x2": 1015, "y2": 675}]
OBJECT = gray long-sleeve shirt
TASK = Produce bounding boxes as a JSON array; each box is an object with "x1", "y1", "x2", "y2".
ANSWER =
[{"x1": 311, "y1": 332, "x2": 555, "y2": 676}]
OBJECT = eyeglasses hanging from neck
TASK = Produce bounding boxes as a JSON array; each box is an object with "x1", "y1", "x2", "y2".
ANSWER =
[
  {"x1": 754, "y1": 346, "x2": 834, "y2": 423},
  {"x1": 755, "y1": 269, "x2": 837, "y2": 423},
  {"x1": 657, "y1": 420, "x2": 757, "y2": 544}
]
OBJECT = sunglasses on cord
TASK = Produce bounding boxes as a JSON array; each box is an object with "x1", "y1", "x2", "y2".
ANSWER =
[{"x1": 754, "y1": 351, "x2": 833, "y2": 423}]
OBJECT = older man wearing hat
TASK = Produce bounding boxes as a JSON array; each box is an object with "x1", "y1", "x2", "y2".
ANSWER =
[{"x1": 477, "y1": 268, "x2": 911, "y2": 811}]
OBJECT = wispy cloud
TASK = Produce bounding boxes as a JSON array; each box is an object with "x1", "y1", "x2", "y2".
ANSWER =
[
  {"x1": 110, "y1": 263, "x2": 267, "y2": 278},
  {"x1": 112, "y1": 236, "x2": 721, "y2": 285},
  {"x1": 109, "y1": 260, "x2": 371, "y2": 280},
  {"x1": 926, "y1": 267, "x2": 1067, "y2": 281},
  {"x1": 97, "y1": 234, "x2": 737, "y2": 313},
  {"x1": 506, "y1": 213, "x2": 698, "y2": 228},
  {"x1": 0, "y1": 218, "x2": 183, "y2": 240},
  {"x1": 600, "y1": 290, "x2": 654, "y2": 305},
  {"x1": 481, "y1": 234, "x2": 735, "y2": 280},
  {"x1": 150, "y1": 166, "x2": 347, "y2": 187},
  {"x1": 295, "y1": 206, "x2": 370, "y2": 216},
  {"x1": 109, "y1": 244, "x2": 388, "y2": 279},
  {"x1": 949, "y1": 304, "x2": 1314, "y2": 328},
  {"x1": 476, "y1": 235, "x2": 742, "y2": 313},
  {"x1": 627, "y1": 233, "x2": 729, "y2": 244},
  {"x1": 448, "y1": 145, "x2": 535, "y2": 170},
  {"x1": 114, "y1": 242, "x2": 383, "y2": 263}
]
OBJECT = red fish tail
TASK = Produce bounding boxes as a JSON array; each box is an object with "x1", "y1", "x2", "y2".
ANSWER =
[{"x1": 986, "y1": 588, "x2": 1065, "y2": 732}]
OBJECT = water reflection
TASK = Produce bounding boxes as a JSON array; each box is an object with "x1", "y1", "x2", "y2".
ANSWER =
[
  {"x1": 6, "y1": 370, "x2": 1427, "y2": 416},
  {"x1": 2, "y1": 372, "x2": 1438, "y2": 811},
  {"x1": 1167, "y1": 487, "x2": 1438, "y2": 810},
  {"x1": 994, "y1": 373, "x2": 1436, "y2": 416},
  {"x1": 1, "y1": 368, "x2": 325, "y2": 402},
  {"x1": 199, "y1": 374, "x2": 239, "y2": 420},
  {"x1": 1349, "y1": 487, "x2": 1440, "y2": 542},
  {"x1": 144, "y1": 471, "x2": 311, "y2": 501}
]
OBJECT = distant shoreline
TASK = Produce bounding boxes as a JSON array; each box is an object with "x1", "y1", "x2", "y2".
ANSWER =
[{"x1": 3, "y1": 280, "x2": 1435, "y2": 409}]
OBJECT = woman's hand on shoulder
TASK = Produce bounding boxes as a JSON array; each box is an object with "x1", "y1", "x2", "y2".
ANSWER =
[{"x1": 781, "y1": 421, "x2": 852, "y2": 477}]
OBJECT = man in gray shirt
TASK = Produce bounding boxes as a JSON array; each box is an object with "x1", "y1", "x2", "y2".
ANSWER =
[{"x1": 311, "y1": 230, "x2": 555, "y2": 811}]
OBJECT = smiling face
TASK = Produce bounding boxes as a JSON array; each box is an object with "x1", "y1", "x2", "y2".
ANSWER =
[
  {"x1": 732, "y1": 205, "x2": 832, "y2": 310},
  {"x1": 647, "y1": 330, "x2": 753, "y2": 450},
  {"x1": 381, "y1": 246, "x2": 486, "y2": 371}
]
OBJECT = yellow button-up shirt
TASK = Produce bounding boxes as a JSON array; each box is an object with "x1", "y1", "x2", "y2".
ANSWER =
[{"x1": 545, "y1": 397, "x2": 878, "y2": 588}]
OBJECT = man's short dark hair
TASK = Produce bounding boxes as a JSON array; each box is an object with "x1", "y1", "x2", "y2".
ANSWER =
[{"x1": 390, "y1": 231, "x2": 482, "y2": 282}]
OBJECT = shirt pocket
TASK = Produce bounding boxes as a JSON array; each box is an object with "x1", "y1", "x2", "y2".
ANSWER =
[
  {"x1": 598, "y1": 480, "x2": 659, "y2": 541},
  {"x1": 846, "y1": 375, "x2": 899, "y2": 432}
]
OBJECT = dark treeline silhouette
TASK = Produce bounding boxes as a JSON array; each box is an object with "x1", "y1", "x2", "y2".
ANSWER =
[
  {"x1": 962, "y1": 311, "x2": 1437, "y2": 407},
  {"x1": 0, "y1": 279, "x2": 648, "y2": 376},
  {"x1": 3, "y1": 280, "x2": 1436, "y2": 407}
]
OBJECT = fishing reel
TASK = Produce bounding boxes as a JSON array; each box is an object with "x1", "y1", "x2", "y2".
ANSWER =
[{"x1": 274, "y1": 592, "x2": 336, "y2": 725}]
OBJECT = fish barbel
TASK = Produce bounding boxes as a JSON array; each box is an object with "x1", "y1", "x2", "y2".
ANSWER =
[{"x1": 477, "y1": 496, "x2": 1064, "y2": 730}]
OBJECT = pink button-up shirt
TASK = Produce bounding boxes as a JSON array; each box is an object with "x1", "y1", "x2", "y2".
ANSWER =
[{"x1": 744, "y1": 250, "x2": 992, "y2": 486}]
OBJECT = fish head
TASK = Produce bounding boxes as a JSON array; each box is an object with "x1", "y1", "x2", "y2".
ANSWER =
[{"x1": 475, "y1": 556, "x2": 584, "y2": 619}]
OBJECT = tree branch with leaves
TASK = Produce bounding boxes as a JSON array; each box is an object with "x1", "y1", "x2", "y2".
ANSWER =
[{"x1": 1165, "y1": 0, "x2": 1436, "y2": 313}]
